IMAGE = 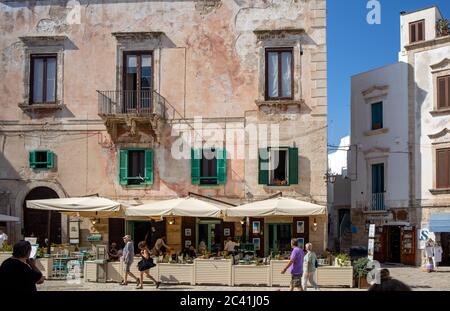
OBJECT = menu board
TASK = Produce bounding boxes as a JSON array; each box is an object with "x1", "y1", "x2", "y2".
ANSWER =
[
  {"x1": 402, "y1": 228, "x2": 414, "y2": 255},
  {"x1": 374, "y1": 226, "x2": 383, "y2": 253}
]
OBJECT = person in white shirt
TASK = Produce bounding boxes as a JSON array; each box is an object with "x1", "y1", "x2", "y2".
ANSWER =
[
  {"x1": 224, "y1": 237, "x2": 239, "y2": 255},
  {"x1": 0, "y1": 229, "x2": 8, "y2": 248},
  {"x1": 433, "y1": 243, "x2": 443, "y2": 271}
]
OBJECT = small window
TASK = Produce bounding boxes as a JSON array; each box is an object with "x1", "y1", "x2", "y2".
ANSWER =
[
  {"x1": 265, "y1": 49, "x2": 293, "y2": 100},
  {"x1": 371, "y1": 163, "x2": 385, "y2": 194},
  {"x1": 437, "y1": 75, "x2": 450, "y2": 110},
  {"x1": 436, "y1": 148, "x2": 450, "y2": 189},
  {"x1": 371, "y1": 102, "x2": 383, "y2": 130},
  {"x1": 191, "y1": 148, "x2": 227, "y2": 186},
  {"x1": 29, "y1": 150, "x2": 54, "y2": 170},
  {"x1": 409, "y1": 20, "x2": 425, "y2": 44},
  {"x1": 259, "y1": 147, "x2": 298, "y2": 186},
  {"x1": 119, "y1": 149, "x2": 153, "y2": 186},
  {"x1": 30, "y1": 55, "x2": 57, "y2": 104}
]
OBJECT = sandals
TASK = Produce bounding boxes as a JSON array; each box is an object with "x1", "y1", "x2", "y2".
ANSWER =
[
  {"x1": 156, "y1": 281, "x2": 161, "y2": 289},
  {"x1": 119, "y1": 281, "x2": 128, "y2": 286}
]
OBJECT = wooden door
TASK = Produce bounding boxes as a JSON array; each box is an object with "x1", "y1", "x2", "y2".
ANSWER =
[
  {"x1": 400, "y1": 226, "x2": 416, "y2": 265},
  {"x1": 374, "y1": 226, "x2": 387, "y2": 263}
]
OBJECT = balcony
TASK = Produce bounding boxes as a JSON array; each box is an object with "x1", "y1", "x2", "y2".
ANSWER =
[
  {"x1": 357, "y1": 193, "x2": 387, "y2": 213},
  {"x1": 97, "y1": 90, "x2": 167, "y2": 141}
]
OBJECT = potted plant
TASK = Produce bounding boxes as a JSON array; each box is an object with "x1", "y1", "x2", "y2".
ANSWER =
[
  {"x1": 0, "y1": 243, "x2": 13, "y2": 265},
  {"x1": 437, "y1": 19, "x2": 450, "y2": 37},
  {"x1": 352, "y1": 257, "x2": 371, "y2": 289},
  {"x1": 335, "y1": 253, "x2": 351, "y2": 266}
]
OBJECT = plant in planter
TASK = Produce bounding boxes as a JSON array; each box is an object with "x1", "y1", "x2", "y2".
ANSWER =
[
  {"x1": 335, "y1": 253, "x2": 351, "y2": 266},
  {"x1": 0, "y1": 243, "x2": 12, "y2": 252},
  {"x1": 352, "y1": 257, "x2": 371, "y2": 288},
  {"x1": 437, "y1": 19, "x2": 450, "y2": 37}
]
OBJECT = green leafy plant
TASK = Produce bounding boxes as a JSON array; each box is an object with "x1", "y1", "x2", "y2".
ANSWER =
[
  {"x1": 352, "y1": 257, "x2": 370, "y2": 278},
  {"x1": 0, "y1": 243, "x2": 13, "y2": 252},
  {"x1": 437, "y1": 19, "x2": 450, "y2": 36}
]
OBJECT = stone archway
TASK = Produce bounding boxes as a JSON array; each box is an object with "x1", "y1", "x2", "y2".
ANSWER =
[
  {"x1": 13, "y1": 181, "x2": 67, "y2": 244},
  {"x1": 23, "y1": 187, "x2": 61, "y2": 247}
]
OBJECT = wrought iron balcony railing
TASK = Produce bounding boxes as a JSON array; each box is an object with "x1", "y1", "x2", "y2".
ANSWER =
[
  {"x1": 367, "y1": 192, "x2": 386, "y2": 212},
  {"x1": 97, "y1": 90, "x2": 167, "y2": 118}
]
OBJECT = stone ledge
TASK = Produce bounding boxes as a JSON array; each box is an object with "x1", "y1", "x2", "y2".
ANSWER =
[
  {"x1": 429, "y1": 188, "x2": 450, "y2": 195},
  {"x1": 18, "y1": 102, "x2": 64, "y2": 112},
  {"x1": 255, "y1": 99, "x2": 304, "y2": 109},
  {"x1": 430, "y1": 108, "x2": 450, "y2": 116},
  {"x1": 364, "y1": 128, "x2": 389, "y2": 136}
]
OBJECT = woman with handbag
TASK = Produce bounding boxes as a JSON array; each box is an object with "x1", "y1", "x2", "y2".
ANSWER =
[{"x1": 136, "y1": 241, "x2": 160, "y2": 289}]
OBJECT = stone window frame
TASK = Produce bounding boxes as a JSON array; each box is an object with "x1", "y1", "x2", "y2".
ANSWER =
[
  {"x1": 112, "y1": 32, "x2": 165, "y2": 94},
  {"x1": 18, "y1": 36, "x2": 66, "y2": 111},
  {"x1": 254, "y1": 29, "x2": 304, "y2": 108},
  {"x1": 430, "y1": 58, "x2": 450, "y2": 116},
  {"x1": 361, "y1": 85, "x2": 390, "y2": 136},
  {"x1": 364, "y1": 151, "x2": 389, "y2": 207},
  {"x1": 429, "y1": 129, "x2": 450, "y2": 194}
]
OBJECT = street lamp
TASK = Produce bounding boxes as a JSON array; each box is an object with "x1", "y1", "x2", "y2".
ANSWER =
[{"x1": 324, "y1": 172, "x2": 337, "y2": 184}]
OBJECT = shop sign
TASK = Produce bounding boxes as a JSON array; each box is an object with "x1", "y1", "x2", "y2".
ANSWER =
[{"x1": 418, "y1": 227, "x2": 436, "y2": 250}]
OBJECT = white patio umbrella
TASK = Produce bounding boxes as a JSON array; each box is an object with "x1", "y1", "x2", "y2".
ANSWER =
[
  {"x1": 226, "y1": 197, "x2": 326, "y2": 217},
  {"x1": 0, "y1": 214, "x2": 20, "y2": 222},
  {"x1": 26, "y1": 196, "x2": 122, "y2": 213},
  {"x1": 125, "y1": 197, "x2": 226, "y2": 218}
]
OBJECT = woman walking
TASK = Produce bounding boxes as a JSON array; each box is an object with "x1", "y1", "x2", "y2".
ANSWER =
[
  {"x1": 302, "y1": 243, "x2": 320, "y2": 291},
  {"x1": 136, "y1": 241, "x2": 160, "y2": 289}
]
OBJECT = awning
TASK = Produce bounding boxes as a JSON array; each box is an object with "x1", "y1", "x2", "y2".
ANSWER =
[
  {"x1": 226, "y1": 197, "x2": 326, "y2": 217},
  {"x1": 26, "y1": 197, "x2": 122, "y2": 212},
  {"x1": 0, "y1": 214, "x2": 20, "y2": 222},
  {"x1": 429, "y1": 213, "x2": 450, "y2": 233},
  {"x1": 126, "y1": 197, "x2": 226, "y2": 218}
]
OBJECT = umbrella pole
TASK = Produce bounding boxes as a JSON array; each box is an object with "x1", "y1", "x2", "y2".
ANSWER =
[{"x1": 46, "y1": 211, "x2": 52, "y2": 255}]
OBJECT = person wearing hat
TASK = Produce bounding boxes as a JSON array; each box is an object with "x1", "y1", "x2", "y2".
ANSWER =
[{"x1": 120, "y1": 235, "x2": 139, "y2": 286}]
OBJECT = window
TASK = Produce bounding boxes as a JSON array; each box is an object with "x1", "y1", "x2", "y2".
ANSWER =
[
  {"x1": 30, "y1": 55, "x2": 57, "y2": 104},
  {"x1": 437, "y1": 75, "x2": 450, "y2": 110},
  {"x1": 119, "y1": 149, "x2": 153, "y2": 186},
  {"x1": 123, "y1": 52, "x2": 152, "y2": 112},
  {"x1": 29, "y1": 150, "x2": 54, "y2": 170},
  {"x1": 409, "y1": 20, "x2": 425, "y2": 44},
  {"x1": 191, "y1": 148, "x2": 227, "y2": 186},
  {"x1": 436, "y1": 148, "x2": 450, "y2": 189},
  {"x1": 265, "y1": 49, "x2": 293, "y2": 100},
  {"x1": 371, "y1": 102, "x2": 383, "y2": 130},
  {"x1": 258, "y1": 147, "x2": 298, "y2": 186}
]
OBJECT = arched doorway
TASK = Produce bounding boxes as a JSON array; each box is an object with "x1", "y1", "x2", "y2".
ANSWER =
[{"x1": 23, "y1": 187, "x2": 61, "y2": 246}]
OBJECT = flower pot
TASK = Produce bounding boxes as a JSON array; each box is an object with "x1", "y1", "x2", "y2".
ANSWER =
[{"x1": 358, "y1": 276, "x2": 370, "y2": 289}]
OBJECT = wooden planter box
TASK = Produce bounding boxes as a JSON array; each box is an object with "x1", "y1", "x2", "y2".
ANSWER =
[
  {"x1": 356, "y1": 276, "x2": 370, "y2": 289},
  {"x1": 194, "y1": 259, "x2": 233, "y2": 286},
  {"x1": 232, "y1": 265, "x2": 270, "y2": 286},
  {"x1": 84, "y1": 261, "x2": 107, "y2": 283},
  {"x1": 270, "y1": 260, "x2": 291, "y2": 287},
  {"x1": 158, "y1": 263, "x2": 194, "y2": 285},
  {"x1": 0, "y1": 252, "x2": 12, "y2": 266},
  {"x1": 106, "y1": 261, "x2": 123, "y2": 282},
  {"x1": 36, "y1": 258, "x2": 53, "y2": 279},
  {"x1": 316, "y1": 266, "x2": 353, "y2": 288}
]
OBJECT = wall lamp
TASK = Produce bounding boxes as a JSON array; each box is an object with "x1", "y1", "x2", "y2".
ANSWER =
[
  {"x1": 312, "y1": 218, "x2": 318, "y2": 232},
  {"x1": 169, "y1": 218, "x2": 176, "y2": 225}
]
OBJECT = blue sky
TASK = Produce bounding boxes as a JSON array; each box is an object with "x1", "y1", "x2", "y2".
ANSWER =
[{"x1": 327, "y1": 0, "x2": 450, "y2": 148}]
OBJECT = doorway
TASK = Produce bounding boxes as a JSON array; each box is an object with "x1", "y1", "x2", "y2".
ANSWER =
[
  {"x1": 387, "y1": 226, "x2": 401, "y2": 263},
  {"x1": 441, "y1": 233, "x2": 450, "y2": 266},
  {"x1": 108, "y1": 218, "x2": 125, "y2": 249},
  {"x1": 197, "y1": 220, "x2": 221, "y2": 253},
  {"x1": 23, "y1": 187, "x2": 61, "y2": 247},
  {"x1": 268, "y1": 224, "x2": 292, "y2": 256}
]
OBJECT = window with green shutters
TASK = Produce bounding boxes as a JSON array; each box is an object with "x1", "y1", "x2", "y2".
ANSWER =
[
  {"x1": 29, "y1": 150, "x2": 54, "y2": 170},
  {"x1": 191, "y1": 148, "x2": 227, "y2": 186},
  {"x1": 258, "y1": 147, "x2": 298, "y2": 186},
  {"x1": 119, "y1": 148, "x2": 153, "y2": 186}
]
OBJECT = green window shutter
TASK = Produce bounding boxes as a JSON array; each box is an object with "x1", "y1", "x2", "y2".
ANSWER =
[
  {"x1": 258, "y1": 148, "x2": 269, "y2": 185},
  {"x1": 144, "y1": 149, "x2": 154, "y2": 185},
  {"x1": 217, "y1": 148, "x2": 227, "y2": 185},
  {"x1": 191, "y1": 148, "x2": 201, "y2": 185},
  {"x1": 47, "y1": 151, "x2": 54, "y2": 169},
  {"x1": 289, "y1": 147, "x2": 299, "y2": 185},
  {"x1": 29, "y1": 151, "x2": 36, "y2": 169},
  {"x1": 119, "y1": 149, "x2": 128, "y2": 186}
]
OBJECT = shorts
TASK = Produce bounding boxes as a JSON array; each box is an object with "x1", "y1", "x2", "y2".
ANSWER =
[
  {"x1": 291, "y1": 274, "x2": 303, "y2": 287},
  {"x1": 123, "y1": 261, "x2": 132, "y2": 273}
]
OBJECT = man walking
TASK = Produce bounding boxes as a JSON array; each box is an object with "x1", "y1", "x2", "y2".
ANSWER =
[
  {"x1": 120, "y1": 235, "x2": 139, "y2": 286},
  {"x1": 281, "y1": 238, "x2": 304, "y2": 291}
]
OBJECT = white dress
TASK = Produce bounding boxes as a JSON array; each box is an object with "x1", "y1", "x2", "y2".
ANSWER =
[
  {"x1": 434, "y1": 246, "x2": 443, "y2": 263},
  {"x1": 425, "y1": 246, "x2": 434, "y2": 258}
]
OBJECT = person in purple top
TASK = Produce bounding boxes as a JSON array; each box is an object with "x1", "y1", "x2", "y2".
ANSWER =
[{"x1": 281, "y1": 238, "x2": 305, "y2": 291}]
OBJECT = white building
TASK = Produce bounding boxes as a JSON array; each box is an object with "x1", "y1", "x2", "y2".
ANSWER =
[{"x1": 350, "y1": 6, "x2": 450, "y2": 266}]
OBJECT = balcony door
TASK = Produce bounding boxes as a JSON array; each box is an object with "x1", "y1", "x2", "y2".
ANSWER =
[
  {"x1": 123, "y1": 52, "x2": 152, "y2": 113},
  {"x1": 371, "y1": 163, "x2": 385, "y2": 211}
]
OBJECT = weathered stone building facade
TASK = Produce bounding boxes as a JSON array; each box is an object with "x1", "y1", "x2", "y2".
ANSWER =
[{"x1": 0, "y1": 0, "x2": 327, "y2": 254}]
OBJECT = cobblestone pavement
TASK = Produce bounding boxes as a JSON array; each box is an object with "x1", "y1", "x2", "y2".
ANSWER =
[{"x1": 37, "y1": 265, "x2": 450, "y2": 291}]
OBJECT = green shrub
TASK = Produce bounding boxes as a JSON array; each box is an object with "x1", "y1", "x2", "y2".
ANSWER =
[{"x1": 352, "y1": 257, "x2": 371, "y2": 278}]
